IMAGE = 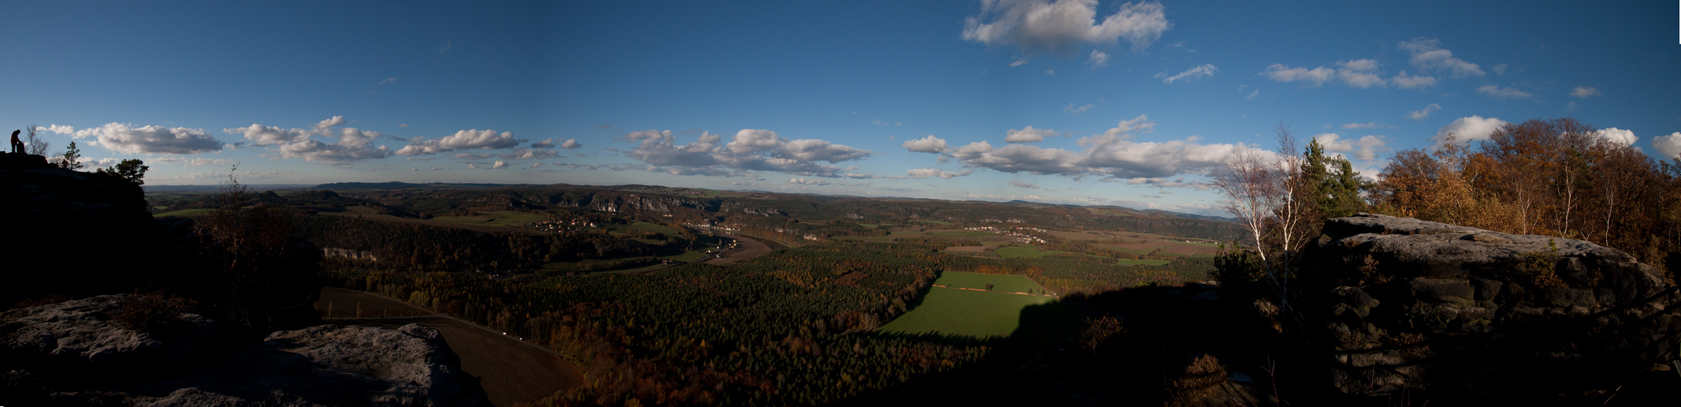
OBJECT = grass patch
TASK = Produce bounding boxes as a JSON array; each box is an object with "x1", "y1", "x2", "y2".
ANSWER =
[
  {"x1": 936, "y1": 271, "x2": 1044, "y2": 293},
  {"x1": 431, "y1": 210, "x2": 548, "y2": 227},
  {"x1": 929, "y1": 230, "x2": 997, "y2": 238},
  {"x1": 155, "y1": 208, "x2": 215, "y2": 217},
  {"x1": 878, "y1": 288, "x2": 1056, "y2": 338}
]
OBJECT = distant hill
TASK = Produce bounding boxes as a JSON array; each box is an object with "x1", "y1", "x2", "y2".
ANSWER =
[{"x1": 314, "y1": 181, "x2": 529, "y2": 190}]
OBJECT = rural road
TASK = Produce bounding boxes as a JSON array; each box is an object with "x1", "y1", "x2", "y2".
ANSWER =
[{"x1": 317, "y1": 288, "x2": 584, "y2": 406}]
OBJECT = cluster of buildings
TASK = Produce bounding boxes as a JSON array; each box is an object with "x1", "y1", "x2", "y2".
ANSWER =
[
  {"x1": 964, "y1": 226, "x2": 1048, "y2": 244},
  {"x1": 524, "y1": 218, "x2": 598, "y2": 234}
]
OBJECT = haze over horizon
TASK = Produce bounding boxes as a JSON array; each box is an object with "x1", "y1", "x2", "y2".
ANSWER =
[{"x1": 4, "y1": 1, "x2": 1678, "y2": 217}]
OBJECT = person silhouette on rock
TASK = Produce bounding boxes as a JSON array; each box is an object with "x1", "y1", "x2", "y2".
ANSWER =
[{"x1": 9, "y1": 130, "x2": 22, "y2": 154}]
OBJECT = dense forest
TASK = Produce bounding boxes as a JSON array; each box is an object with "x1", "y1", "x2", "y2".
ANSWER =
[
  {"x1": 1370, "y1": 118, "x2": 1681, "y2": 275},
  {"x1": 324, "y1": 242, "x2": 991, "y2": 406}
]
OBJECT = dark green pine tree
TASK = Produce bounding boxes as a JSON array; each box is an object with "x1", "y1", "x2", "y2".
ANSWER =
[{"x1": 1301, "y1": 138, "x2": 1368, "y2": 220}]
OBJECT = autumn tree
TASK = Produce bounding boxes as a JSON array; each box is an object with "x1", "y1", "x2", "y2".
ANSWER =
[{"x1": 1210, "y1": 123, "x2": 1311, "y2": 332}]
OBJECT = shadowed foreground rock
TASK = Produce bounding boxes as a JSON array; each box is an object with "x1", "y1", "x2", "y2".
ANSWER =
[
  {"x1": 1308, "y1": 213, "x2": 1678, "y2": 402},
  {"x1": 1, "y1": 295, "x2": 487, "y2": 406}
]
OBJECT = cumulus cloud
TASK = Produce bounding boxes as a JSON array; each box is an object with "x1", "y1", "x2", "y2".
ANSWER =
[
  {"x1": 789, "y1": 178, "x2": 830, "y2": 186},
  {"x1": 1159, "y1": 64, "x2": 1217, "y2": 84},
  {"x1": 1591, "y1": 128, "x2": 1637, "y2": 146},
  {"x1": 906, "y1": 168, "x2": 974, "y2": 179},
  {"x1": 962, "y1": 0, "x2": 1170, "y2": 55},
  {"x1": 1005, "y1": 126, "x2": 1057, "y2": 143},
  {"x1": 1398, "y1": 38, "x2": 1484, "y2": 78},
  {"x1": 395, "y1": 129, "x2": 522, "y2": 155},
  {"x1": 491, "y1": 160, "x2": 507, "y2": 169},
  {"x1": 153, "y1": 157, "x2": 234, "y2": 167},
  {"x1": 1407, "y1": 103, "x2": 1442, "y2": 121},
  {"x1": 621, "y1": 129, "x2": 871, "y2": 178},
  {"x1": 1089, "y1": 50, "x2": 1109, "y2": 68},
  {"x1": 69, "y1": 123, "x2": 224, "y2": 155},
  {"x1": 451, "y1": 147, "x2": 559, "y2": 161},
  {"x1": 902, "y1": 135, "x2": 949, "y2": 153},
  {"x1": 223, "y1": 118, "x2": 393, "y2": 162},
  {"x1": 1315, "y1": 133, "x2": 1387, "y2": 161},
  {"x1": 1010, "y1": 59, "x2": 1028, "y2": 67},
  {"x1": 44, "y1": 124, "x2": 75, "y2": 134},
  {"x1": 1010, "y1": 180, "x2": 1040, "y2": 189},
  {"x1": 953, "y1": 116, "x2": 1253, "y2": 179},
  {"x1": 531, "y1": 138, "x2": 556, "y2": 148},
  {"x1": 1653, "y1": 132, "x2": 1681, "y2": 160},
  {"x1": 1476, "y1": 85, "x2": 1535, "y2": 100},
  {"x1": 561, "y1": 139, "x2": 582, "y2": 149},
  {"x1": 1064, "y1": 103, "x2": 1093, "y2": 114},
  {"x1": 1432, "y1": 115, "x2": 1509, "y2": 146},
  {"x1": 1261, "y1": 64, "x2": 1334, "y2": 86},
  {"x1": 1334, "y1": 59, "x2": 1385, "y2": 88},
  {"x1": 1571, "y1": 86, "x2": 1601, "y2": 98},
  {"x1": 1390, "y1": 71, "x2": 1438, "y2": 88},
  {"x1": 1124, "y1": 177, "x2": 1204, "y2": 189}
]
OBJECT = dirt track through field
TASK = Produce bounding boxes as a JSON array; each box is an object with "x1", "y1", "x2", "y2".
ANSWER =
[
  {"x1": 318, "y1": 288, "x2": 583, "y2": 406},
  {"x1": 705, "y1": 233, "x2": 773, "y2": 264}
]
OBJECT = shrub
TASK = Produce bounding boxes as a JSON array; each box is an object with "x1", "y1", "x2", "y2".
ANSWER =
[{"x1": 114, "y1": 292, "x2": 197, "y2": 335}]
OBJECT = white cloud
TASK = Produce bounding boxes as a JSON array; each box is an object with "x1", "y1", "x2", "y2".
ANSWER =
[
  {"x1": 531, "y1": 138, "x2": 556, "y2": 148},
  {"x1": 1010, "y1": 59, "x2": 1028, "y2": 67},
  {"x1": 1261, "y1": 64, "x2": 1334, "y2": 86},
  {"x1": 1390, "y1": 70, "x2": 1438, "y2": 88},
  {"x1": 1398, "y1": 38, "x2": 1484, "y2": 78},
  {"x1": 1045, "y1": 69, "x2": 1056, "y2": 76},
  {"x1": 1334, "y1": 59, "x2": 1385, "y2": 88},
  {"x1": 1064, "y1": 103, "x2": 1093, "y2": 114},
  {"x1": 962, "y1": 0, "x2": 1170, "y2": 55},
  {"x1": 223, "y1": 118, "x2": 393, "y2": 162},
  {"x1": 906, "y1": 168, "x2": 974, "y2": 179},
  {"x1": 1005, "y1": 126, "x2": 1057, "y2": 143},
  {"x1": 394, "y1": 129, "x2": 522, "y2": 155},
  {"x1": 379, "y1": 77, "x2": 398, "y2": 85},
  {"x1": 1476, "y1": 85, "x2": 1535, "y2": 100},
  {"x1": 44, "y1": 124, "x2": 75, "y2": 134},
  {"x1": 1010, "y1": 180, "x2": 1040, "y2": 189},
  {"x1": 467, "y1": 163, "x2": 477, "y2": 169},
  {"x1": 1432, "y1": 115, "x2": 1509, "y2": 146},
  {"x1": 1407, "y1": 103, "x2": 1441, "y2": 121},
  {"x1": 153, "y1": 157, "x2": 234, "y2": 167},
  {"x1": 621, "y1": 129, "x2": 871, "y2": 178},
  {"x1": 1102, "y1": 114, "x2": 1155, "y2": 137},
  {"x1": 1493, "y1": 64, "x2": 1508, "y2": 75},
  {"x1": 73, "y1": 123, "x2": 224, "y2": 155},
  {"x1": 1246, "y1": 89, "x2": 1259, "y2": 100},
  {"x1": 452, "y1": 147, "x2": 559, "y2": 161},
  {"x1": 1591, "y1": 128, "x2": 1637, "y2": 146},
  {"x1": 953, "y1": 116, "x2": 1254, "y2": 179},
  {"x1": 1314, "y1": 133, "x2": 1387, "y2": 161},
  {"x1": 1088, "y1": 50, "x2": 1109, "y2": 68},
  {"x1": 1159, "y1": 64, "x2": 1217, "y2": 84},
  {"x1": 1342, "y1": 122, "x2": 1382, "y2": 129},
  {"x1": 561, "y1": 139, "x2": 582, "y2": 149},
  {"x1": 491, "y1": 160, "x2": 507, "y2": 169},
  {"x1": 1653, "y1": 132, "x2": 1681, "y2": 160},
  {"x1": 1571, "y1": 86, "x2": 1601, "y2": 98},
  {"x1": 789, "y1": 177, "x2": 830, "y2": 186},
  {"x1": 902, "y1": 135, "x2": 949, "y2": 153},
  {"x1": 398, "y1": 124, "x2": 410, "y2": 128}
]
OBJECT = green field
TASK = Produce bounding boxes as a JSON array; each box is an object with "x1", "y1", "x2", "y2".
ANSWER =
[
  {"x1": 155, "y1": 208, "x2": 215, "y2": 217},
  {"x1": 878, "y1": 288, "x2": 1056, "y2": 338},
  {"x1": 430, "y1": 210, "x2": 548, "y2": 227},
  {"x1": 993, "y1": 246, "x2": 1061, "y2": 258},
  {"x1": 936, "y1": 271, "x2": 1043, "y2": 293}
]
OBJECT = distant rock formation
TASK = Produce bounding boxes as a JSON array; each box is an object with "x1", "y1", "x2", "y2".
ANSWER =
[
  {"x1": 1, "y1": 294, "x2": 487, "y2": 406},
  {"x1": 1307, "y1": 214, "x2": 1677, "y2": 401}
]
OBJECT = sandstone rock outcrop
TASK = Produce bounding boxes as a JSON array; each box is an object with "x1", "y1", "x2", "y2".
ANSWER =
[
  {"x1": 1, "y1": 294, "x2": 487, "y2": 406},
  {"x1": 1308, "y1": 213, "x2": 1678, "y2": 401}
]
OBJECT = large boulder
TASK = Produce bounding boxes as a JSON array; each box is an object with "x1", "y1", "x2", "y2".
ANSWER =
[
  {"x1": 0, "y1": 294, "x2": 220, "y2": 390},
  {"x1": 0, "y1": 294, "x2": 486, "y2": 406},
  {"x1": 1307, "y1": 214, "x2": 1677, "y2": 401}
]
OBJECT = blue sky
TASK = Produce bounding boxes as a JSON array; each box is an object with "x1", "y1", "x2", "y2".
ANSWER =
[{"x1": 3, "y1": 1, "x2": 1678, "y2": 216}]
